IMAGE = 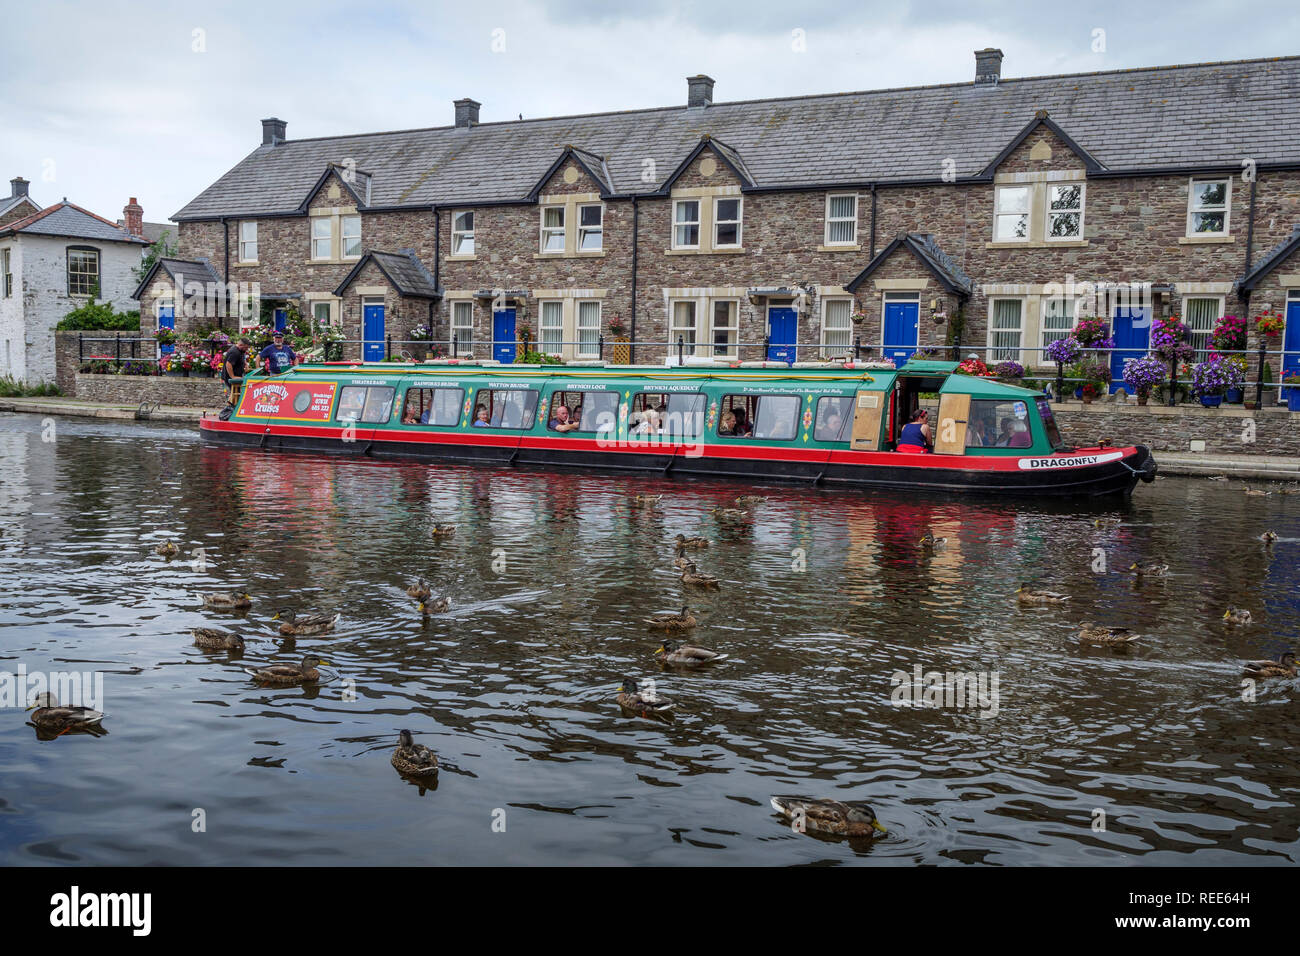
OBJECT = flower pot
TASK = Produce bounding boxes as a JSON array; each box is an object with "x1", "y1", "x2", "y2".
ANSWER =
[
  {"x1": 1199, "y1": 395, "x2": 1223, "y2": 408},
  {"x1": 1074, "y1": 387, "x2": 1083, "y2": 399},
  {"x1": 1081, "y1": 392, "x2": 1094, "y2": 405},
  {"x1": 165, "y1": 370, "x2": 183, "y2": 378},
  {"x1": 1137, "y1": 393, "x2": 1149, "y2": 406},
  {"x1": 1224, "y1": 387, "x2": 1244, "y2": 404}
]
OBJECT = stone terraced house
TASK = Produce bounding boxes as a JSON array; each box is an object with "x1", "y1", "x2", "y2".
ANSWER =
[{"x1": 163, "y1": 50, "x2": 1300, "y2": 388}]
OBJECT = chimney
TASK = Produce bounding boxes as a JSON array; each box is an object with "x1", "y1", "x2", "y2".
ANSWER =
[
  {"x1": 122, "y1": 197, "x2": 144, "y2": 238},
  {"x1": 454, "y1": 98, "x2": 481, "y2": 128},
  {"x1": 261, "y1": 117, "x2": 287, "y2": 146},
  {"x1": 10, "y1": 176, "x2": 29, "y2": 199},
  {"x1": 975, "y1": 48, "x2": 1004, "y2": 85},
  {"x1": 687, "y1": 74, "x2": 715, "y2": 108}
]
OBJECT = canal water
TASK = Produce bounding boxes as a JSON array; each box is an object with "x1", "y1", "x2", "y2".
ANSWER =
[{"x1": 0, "y1": 411, "x2": 1296, "y2": 866}]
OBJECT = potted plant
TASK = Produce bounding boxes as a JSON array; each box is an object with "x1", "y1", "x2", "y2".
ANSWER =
[
  {"x1": 1211, "y1": 314, "x2": 1247, "y2": 352},
  {"x1": 1069, "y1": 360, "x2": 1111, "y2": 403},
  {"x1": 1255, "y1": 310, "x2": 1285, "y2": 339},
  {"x1": 992, "y1": 360, "x2": 1024, "y2": 383},
  {"x1": 1072, "y1": 317, "x2": 1114, "y2": 351},
  {"x1": 955, "y1": 357, "x2": 994, "y2": 377},
  {"x1": 1121, "y1": 355, "x2": 1167, "y2": 405},
  {"x1": 1284, "y1": 373, "x2": 1300, "y2": 412},
  {"x1": 1220, "y1": 353, "x2": 1248, "y2": 403},
  {"x1": 1191, "y1": 353, "x2": 1243, "y2": 407}
]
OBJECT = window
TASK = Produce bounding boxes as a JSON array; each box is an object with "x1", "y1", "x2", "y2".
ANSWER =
[
  {"x1": 989, "y1": 299, "x2": 1023, "y2": 362},
  {"x1": 478, "y1": 389, "x2": 539, "y2": 429},
  {"x1": 631, "y1": 391, "x2": 705, "y2": 439},
  {"x1": 402, "y1": 387, "x2": 464, "y2": 426},
  {"x1": 710, "y1": 300, "x2": 738, "y2": 357},
  {"x1": 548, "y1": 390, "x2": 619, "y2": 433},
  {"x1": 577, "y1": 300, "x2": 601, "y2": 357},
  {"x1": 336, "y1": 385, "x2": 395, "y2": 424},
  {"x1": 670, "y1": 300, "x2": 698, "y2": 355},
  {"x1": 66, "y1": 247, "x2": 99, "y2": 297},
  {"x1": 1040, "y1": 297, "x2": 1075, "y2": 354},
  {"x1": 822, "y1": 299, "x2": 852, "y2": 354},
  {"x1": 965, "y1": 399, "x2": 1034, "y2": 449},
  {"x1": 311, "y1": 301, "x2": 334, "y2": 328},
  {"x1": 673, "y1": 200, "x2": 700, "y2": 248},
  {"x1": 994, "y1": 186, "x2": 1030, "y2": 241},
  {"x1": 451, "y1": 301, "x2": 474, "y2": 351},
  {"x1": 539, "y1": 301, "x2": 563, "y2": 354},
  {"x1": 311, "y1": 217, "x2": 333, "y2": 259},
  {"x1": 1188, "y1": 179, "x2": 1229, "y2": 236},
  {"x1": 1047, "y1": 184, "x2": 1083, "y2": 239},
  {"x1": 2, "y1": 248, "x2": 10, "y2": 298},
  {"x1": 341, "y1": 215, "x2": 361, "y2": 258},
  {"x1": 825, "y1": 194, "x2": 857, "y2": 245},
  {"x1": 541, "y1": 207, "x2": 565, "y2": 252},
  {"x1": 1183, "y1": 296, "x2": 1223, "y2": 360},
  {"x1": 452, "y1": 211, "x2": 475, "y2": 255},
  {"x1": 1036, "y1": 398, "x2": 1063, "y2": 449},
  {"x1": 718, "y1": 394, "x2": 799, "y2": 441},
  {"x1": 239, "y1": 221, "x2": 258, "y2": 262},
  {"x1": 814, "y1": 395, "x2": 854, "y2": 442},
  {"x1": 578, "y1": 205, "x2": 603, "y2": 251},
  {"x1": 714, "y1": 198, "x2": 742, "y2": 247}
]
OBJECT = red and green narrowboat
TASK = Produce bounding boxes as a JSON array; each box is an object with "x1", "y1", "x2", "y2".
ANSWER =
[{"x1": 199, "y1": 358, "x2": 1157, "y2": 498}]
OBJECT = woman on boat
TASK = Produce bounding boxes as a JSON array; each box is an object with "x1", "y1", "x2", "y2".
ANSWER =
[
  {"x1": 472, "y1": 405, "x2": 490, "y2": 427},
  {"x1": 731, "y1": 408, "x2": 753, "y2": 437},
  {"x1": 897, "y1": 409, "x2": 931, "y2": 453},
  {"x1": 718, "y1": 410, "x2": 738, "y2": 436}
]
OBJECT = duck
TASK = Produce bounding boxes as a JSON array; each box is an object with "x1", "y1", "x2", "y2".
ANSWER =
[
  {"x1": 674, "y1": 533, "x2": 709, "y2": 550},
  {"x1": 431, "y1": 523, "x2": 457, "y2": 538},
  {"x1": 246, "y1": 655, "x2": 327, "y2": 685},
  {"x1": 673, "y1": 554, "x2": 693, "y2": 570},
  {"x1": 1242, "y1": 651, "x2": 1296, "y2": 680},
  {"x1": 406, "y1": 579, "x2": 432, "y2": 601},
  {"x1": 632, "y1": 494, "x2": 663, "y2": 508},
  {"x1": 616, "y1": 677, "x2": 674, "y2": 717},
  {"x1": 1078, "y1": 622, "x2": 1140, "y2": 646},
  {"x1": 1223, "y1": 606, "x2": 1253, "y2": 626},
  {"x1": 735, "y1": 495, "x2": 767, "y2": 506},
  {"x1": 1093, "y1": 517, "x2": 1121, "y2": 529},
  {"x1": 1130, "y1": 562, "x2": 1169, "y2": 577},
  {"x1": 769, "y1": 796, "x2": 887, "y2": 837},
  {"x1": 154, "y1": 541, "x2": 180, "y2": 557},
  {"x1": 390, "y1": 729, "x2": 439, "y2": 777},
  {"x1": 680, "y1": 563, "x2": 720, "y2": 589},
  {"x1": 1016, "y1": 584, "x2": 1068, "y2": 605},
  {"x1": 192, "y1": 627, "x2": 245, "y2": 651},
  {"x1": 418, "y1": 596, "x2": 451, "y2": 615},
  {"x1": 272, "y1": 609, "x2": 340, "y2": 636},
  {"x1": 26, "y1": 692, "x2": 108, "y2": 734},
  {"x1": 654, "y1": 639, "x2": 727, "y2": 666},
  {"x1": 1259, "y1": 530, "x2": 1278, "y2": 543},
  {"x1": 918, "y1": 531, "x2": 947, "y2": 549},
  {"x1": 643, "y1": 606, "x2": 697, "y2": 631},
  {"x1": 712, "y1": 507, "x2": 750, "y2": 524},
  {"x1": 1244, "y1": 487, "x2": 1271, "y2": 497},
  {"x1": 202, "y1": 592, "x2": 252, "y2": 610}
]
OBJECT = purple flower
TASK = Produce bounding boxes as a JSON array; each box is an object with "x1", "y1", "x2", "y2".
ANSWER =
[{"x1": 1046, "y1": 337, "x2": 1082, "y2": 364}]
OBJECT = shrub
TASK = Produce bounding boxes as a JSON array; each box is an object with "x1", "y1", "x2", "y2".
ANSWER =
[
  {"x1": 56, "y1": 299, "x2": 141, "y2": 331},
  {"x1": 0, "y1": 375, "x2": 61, "y2": 397}
]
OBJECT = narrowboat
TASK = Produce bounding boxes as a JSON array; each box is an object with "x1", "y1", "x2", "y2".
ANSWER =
[{"x1": 199, "y1": 359, "x2": 1157, "y2": 498}]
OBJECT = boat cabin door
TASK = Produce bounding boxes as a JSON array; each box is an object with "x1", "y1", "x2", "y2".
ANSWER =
[
  {"x1": 933, "y1": 393, "x2": 970, "y2": 455},
  {"x1": 849, "y1": 389, "x2": 885, "y2": 450}
]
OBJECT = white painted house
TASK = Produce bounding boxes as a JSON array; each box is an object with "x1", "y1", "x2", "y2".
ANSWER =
[{"x1": 0, "y1": 194, "x2": 148, "y2": 384}]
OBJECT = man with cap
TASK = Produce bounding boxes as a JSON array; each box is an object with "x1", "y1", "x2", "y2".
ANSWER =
[
  {"x1": 222, "y1": 337, "x2": 252, "y2": 408},
  {"x1": 259, "y1": 329, "x2": 297, "y2": 374}
]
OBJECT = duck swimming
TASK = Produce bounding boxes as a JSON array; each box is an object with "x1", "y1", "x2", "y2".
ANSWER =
[
  {"x1": 202, "y1": 592, "x2": 252, "y2": 610},
  {"x1": 1223, "y1": 606, "x2": 1253, "y2": 626},
  {"x1": 1078, "y1": 623, "x2": 1140, "y2": 647},
  {"x1": 26, "y1": 692, "x2": 108, "y2": 734},
  {"x1": 1241, "y1": 651, "x2": 1296, "y2": 679},
  {"x1": 154, "y1": 541, "x2": 180, "y2": 557},
  {"x1": 1017, "y1": 584, "x2": 1068, "y2": 605},
  {"x1": 616, "y1": 677, "x2": 674, "y2": 718},
  {"x1": 643, "y1": 606, "x2": 696, "y2": 631},
  {"x1": 391, "y1": 729, "x2": 439, "y2": 777},
  {"x1": 654, "y1": 639, "x2": 727, "y2": 666},
  {"x1": 680, "y1": 563, "x2": 720, "y2": 589},
  {"x1": 674, "y1": 534, "x2": 709, "y2": 550},
  {"x1": 1130, "y1": 563, "x2": 1169, "y2": 577},
  {"x1": 272, "y1": 610, "x2": 340, "y2": 636},
  {"x1": 246, "y1": 655, "x2": 327, "y2": 685},
  {"x1": 769, "y1": 796, "x2": 887, "y2": 837},
  {"x1": 431, "y1": 524, "x2": 457, "y2": 538},
  {"x1": 192, "y1": 627, "x2": 245, "y2": 651},
  {"x1": 406, "y1": 579, "x2": 432, "y2": 601}
]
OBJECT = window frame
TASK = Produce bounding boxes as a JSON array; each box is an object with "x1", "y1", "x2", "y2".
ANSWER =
[
  {"x1": 813, "y1": 395, "x2": 855, "y2": 443},
  {"x1": 993, "y1": 186, "x2": 1031, "y2": 243},
  {"x1": 310, "y1": 300, "x2": 335, "y2": 329},
  {"x1": 1186, "y1": 178, "x2": 1231, "y2": 237},
  {"x1": 820, "y1": 297, "x2": 853, "y2": 355},
  {"x1": 824, "y1": 193, "x2": 858, "y2": 246},
  {"x1": 540, "y1": 206, "x2": 566, "y2": 253},
  {"x1": 66, "y1": 245, "x2": 100, "y2": 297},
  {"x1": 717, "y1": 393, "x2": 802, "y2": 442},
  {"x1": 1045, "y1": 182, "x2": 1085, "y2": 241},
  {"x1": 1181, "y1": 294, "x2": 1225, "y2": 361},
  {"x1": 538, "y1": 300, "x2": 564, "y2": 355},
  {"x1": 311, "y1": 216, "x2": 333, "y2": 260},
  {"x1": 341, "y1": 215, "x2": 362, "y2": 259},
  {"x1": 400, "y1": 386, "x2": 466, "y2": 428},
  {"x1": 2, "y1": 247, "x2": 11, "y2": 298},
  {"x1": 1039, "y1": 296, "x2": 1076, "y2": 356},
  {"x1": 672, "y1": 199, "x2": 701, "y2": 250},
  {"x1": 713, "y1": 197, "x2": 742, "y2": 248},
  {"x1": 238, "y1": 221, "x2": 258, "y2": 262},
  {"x1": 334, "y1": 385, "x2": 395, "y2": 424},
  {"x1": 450, "y1": 300, "x2": 474, "y2": 352},
  {"x1": 577, "y1": 203, "x2": 603, "y2": 252},
  {"x1": 631, "y1": 390, "x2": 706, "y2": 440},
  {"x1": 451, "y1": 210, "x2": 475, "y2": 256},
  {"x1": 547, "y1": 389, "x2": 619, "y2": 433},
  {"x1": 709, "y1": 299, "x2": 739, "y2": 358},
  {"x1": 669, "y1": 299, "x2": 699, "y2": 356},
  {"x1": 987, "y1": 297, "x2": 1025, "y2": 364},
  {"x1": 576, "y1": 299, "x2": 602, "y2": 358},
  {"x1": 478, "y1": 388, "x2": 540, "y2": 430}
]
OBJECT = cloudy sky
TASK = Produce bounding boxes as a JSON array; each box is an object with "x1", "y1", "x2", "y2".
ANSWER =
[{"x1": 2, "y1": 0, "x2": 1295, "y2": 227}]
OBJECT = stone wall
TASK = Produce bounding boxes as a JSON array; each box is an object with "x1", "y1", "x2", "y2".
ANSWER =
[
  {"x1": 54, "y1": 329, "x2": 153, "y2": 393},
  {"x1": 1054, "y1": 400, "x2": 1299, "y2": 457},
  {"x1": 73, "y1": 372, "x2": 224, "y2": 408}
]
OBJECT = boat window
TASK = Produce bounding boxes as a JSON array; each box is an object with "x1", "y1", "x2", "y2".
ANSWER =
[
  {"x1": 548, "y1": 390, "x2": 618, "y2": 433},
  {"x1": 718, "y1": 394, "x2": 799, "y2": 440},
  {"x1": 402, "y1": 387, "x2": 464, "y2": 426},
  {"x1": 966, "y1": 399, "x2": 1033, "y2": 449},
  {"x1": 336, "y1": 386, "x2": 367, "y2": 421},
  {"x1": 631, "y1": 391, "x2": 705, "y2": 439},
  {"x1": 814, "y1": 395, "x2": 854, "y2": 442},
  {"x1": 336, "y1": 385, "x2": 394, "y2": 424},
  {"x1": 1036, "y1": 397, "x2": 1064, "y2": 448},
  {"x1": 481, "y1": 389, "x2": 539, "y2": 429}
]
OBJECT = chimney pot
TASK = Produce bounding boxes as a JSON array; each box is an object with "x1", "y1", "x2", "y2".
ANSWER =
[
  {"x1": 123, "y1": 197, "x2": 144, "y2": 238},
  {"x1": 975, "y1": 48, "x2": 1004, "y2": 85},
  {"x1": 261, "y1": 117, "x2": 287, "y2": 146},
  {"x1": 10, "y1": 176, "x2": 29, "y2": 199},
  {"x1": 454, "y1": 98, "x2": 481, "y2": 128},
  {"x1": 687, "y1": 74, "x2": 715, "y2": 108}
]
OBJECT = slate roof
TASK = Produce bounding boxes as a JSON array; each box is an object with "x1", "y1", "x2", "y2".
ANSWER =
[
  {"x1": 846, "y1": 232, "x2": 974, "y2": 295},
  {"x1": 0, "y1": 194, "x2": 40, "y2": 223},
  {"x1": 1236, "y1": 223, "x2": 1300, "y2": 291},
  {"x1": 131, "y1": 256, "x2": 223, "y2": 300},
  {"x1": 0, "y1": 202, "x2": 149, "y2": 243},
  {"x1": 173, "y1": 54, "x2": 1300, "y2": 220},
  {"x1": 335, "y1": 248, "x2": 441, "y2": 298}
]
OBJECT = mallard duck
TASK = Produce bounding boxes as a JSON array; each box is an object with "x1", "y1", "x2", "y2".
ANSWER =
[
  {"x1": 673, "y1": 554, "x2": 693, "y2": 570},
  {"x1": 26, "y1": 692, "x2": 108, "y2": 734},
  {"x1": 1078, "y1": 622, "x2": 1140, "y2": 646},
  {"x1": 202, "y1": 592, "x2": 252, "y2": 610},
  {"x1": 674, "y1": 533, "x2": 709, "y2": 550},
  {"x1": 654, "y1": 638, "x2": 727, "y2": 666},
  {"x1": 406, "y1": 579, "x2": 432, "y2": 601},
  {"x1": 272, "y1": 609, "x2": 339, "y2": 636},
  {"x1": 1223, "y1": 606, "x2": 1253, "y2": 626},
  {"x1": 154, "y1": 541, "x2": 180, "y2": 557},
  {"x1": 1093, "y1": 517, "x2": 1120, "y2": 529},
  {"x1": 192, "y1": 627, "x2": 244, "y2": 651},
  {"x1": 616, "y1": 677, "x2": 674, "y2": 717},
  {"x1": 735, "y1": 495, "x2": 767, "y2": 506},
  {"x1": 246, "y1": 655, "x2": 327, "y2": 685},
  {"x1": 1244, "y1": 487, "x2": 1271, "y2": 497},
  {"x1": 1280, "y1": 485, "x2": 1300, "y2": 496},
  {"x1": 918, "y1": 531, "x2": 947, "y2": 549},
  {"x1": 643, "y1": 606, "x2": 696, "y2": 631},
  {"x1": 391, "y1": 729, "x2": 439, "y2": 777},
  {"x1": 1259, "y1": 530, "x2": 1278, "y2": 543},
  {"x1": 632, "y1": 494, "x2": 663, "y2": 508},
  {"x1": 431, "y1": 524, "x2": 456, "y2": 538},
  {"x1": 1016, "y1": 584, "x2": 1068, "y2": 605},
  {"x1": 712, "y1": 507, "x2": 749, "y2": 524},
  {"x1": 1130, "y1": 562, "x2": 1169, "y2": 577},
  {"x1": 418, "y1": 597, "x2": 451, "y2": 615},
  {"x1": 680, "y1": 563, "x2": 720, "y2": 589},
  {"x1": 1242, "y1": 651, "x2": 1296, "y2": 679},
  {"x1": 769, "y1": 796, "x2": 887, "y2": 837}
]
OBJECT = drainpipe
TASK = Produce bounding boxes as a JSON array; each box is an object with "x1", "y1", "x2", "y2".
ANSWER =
[
  {"x1": 432, "y1": 205, "x2": 440, "y2": 347},
  {"x1": 221, "y1": 218, "x2": 230, "y2": 332},
  {"x1": 630, "y1": 196, "x2": 639, "y2": 363},
  {"x1": 869, "y1": 184, "x2": 877, "y2": 258},
  {"x1": 1244, "y1": 178, "x2": 1257, "y2": 275}
]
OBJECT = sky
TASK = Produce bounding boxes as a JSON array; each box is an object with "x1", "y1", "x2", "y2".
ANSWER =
[{"x1": 2, "y1": 0, "x2": 1296, "y2": 228}]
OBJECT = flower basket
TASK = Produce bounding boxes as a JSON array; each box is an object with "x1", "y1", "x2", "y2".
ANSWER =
[
  {"x1": 1122, "y1": 355, "x2": 1167, "y2": 405},
  {"x1": 1191, "y1": 353, "x2": 1244, "y2": 401},
  {"x1": 1072, "y1": 317, "x2": 1114, "y2": 350},
  {"x1": 955, "y1": 357, "x2": 995, "y2": 377},
  {"x1": 1210, "y1": 315, "x2": 1247, "y2": 352},
  {"x1": 1045, "y1": 336, "x2": 1083, "y2": 366},
  {"x1": 1255, "y1": 311, "x2": 1285, "y2": 338},
  {"x1": 992, "y1": 360, "x2": 1025, "y2": 383}
]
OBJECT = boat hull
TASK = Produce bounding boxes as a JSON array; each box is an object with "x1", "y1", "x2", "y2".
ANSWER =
[{"x1": 199, "y1": 418, "x2": 1156, "y2": 498}]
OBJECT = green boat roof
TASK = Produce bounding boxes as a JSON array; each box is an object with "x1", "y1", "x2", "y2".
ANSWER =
[{"x1": 898, "y1": 359, "x2": 960, "y2": 374}]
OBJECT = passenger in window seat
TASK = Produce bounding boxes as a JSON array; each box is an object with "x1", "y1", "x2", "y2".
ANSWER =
[
  {"x1": 472, "y1": 405, "x2": 490, "y2": 427},
  {"x1": 548, "y1": 405, "x2": 580, "y2": 432},
  {"x1": 994, "y1": 418, "x2": 1031, "y2": 448},
  {"x1": 718, "y1": 410, "x2": 738, "y2": 436},
  {"x1": 896, "y1": 409, "x2": 931, "y2": 452},
  {"x1": 731, "y1": 408, "x2": 753, "y2": 437}
]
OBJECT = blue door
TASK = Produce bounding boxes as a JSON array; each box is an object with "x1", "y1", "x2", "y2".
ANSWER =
[
  {"x1": 363, "y1": 303, "x2": 385, "y2": 362},
  {"x1": 493, "y1": 308, "x2": 516, "y2": 364},
  {"x1": 1283, "y1": 299, "x2": 1300, "y2": 402},
  {"x1": 272, "y1": 308, "x2": 287, "y2": 333},
  {"x1": 1110, "y1": 307, "x2": 1151, "y2": 392},
  {"x1": 883, "y1": 300, "x2": 918, "y2": 365},
  {"x1": 158, "y1": 303, "x2": 175, "y2": 356},
  {"x1": 766, "y1": 307, "x2": 798, "y2": 364}
]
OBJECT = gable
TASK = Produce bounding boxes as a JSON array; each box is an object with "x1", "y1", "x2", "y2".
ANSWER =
[
  {"x1": 538, "y1": 157, "x2": 605, "y2": 197},
  {"x1": 660, "y1": 138, "x2": 755, "y2": 195},
  {"x1": 979, "y1": 113, "x2": 1104, "y2": 180},
  {"x1": 302, "y1": 166, "x2": 367, "y2": 213}
]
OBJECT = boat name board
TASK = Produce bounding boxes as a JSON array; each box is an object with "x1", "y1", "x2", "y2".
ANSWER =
[
  {"x1": 238, "y1": 380, "x2": 338, "y2": 422},
  {"x1": 1017, "y1": 451, "x2": 1124, "y2": 470}
]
